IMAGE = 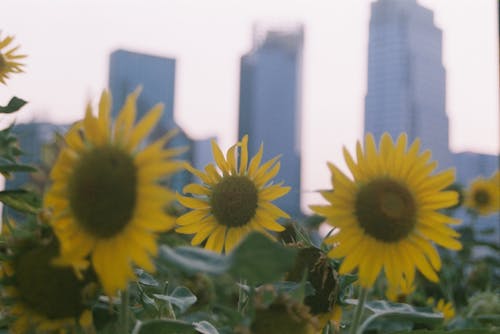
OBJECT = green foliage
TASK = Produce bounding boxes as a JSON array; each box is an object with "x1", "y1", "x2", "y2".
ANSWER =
[
  {"x1": 159, "y1": 232, "x2": 298, "y2": 285},
  {"x1": 0, "y1": 97, "x2": 27, "y2": 114}
]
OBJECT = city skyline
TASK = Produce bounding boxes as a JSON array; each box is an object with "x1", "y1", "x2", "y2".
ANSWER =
[{"x1": 1, "y1": 0, "x2": 498, "y2": 211}]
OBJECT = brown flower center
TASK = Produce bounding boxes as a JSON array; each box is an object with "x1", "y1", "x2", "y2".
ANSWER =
[
  {"x1": 355, "y1": 178, "x2": 417, "y2": 242},
  {"x1": 14, "y1": 243, "x2": 90, "y2": 319},
  {"x1": 210, "y1": 175, "x2": 258, "y2": 227},
  {"x1": 473, "y1": 189, "x2": 490, "y2": 207},
  {"x1": 68, "y1": 146, "x2": 137, "y2": 238}
]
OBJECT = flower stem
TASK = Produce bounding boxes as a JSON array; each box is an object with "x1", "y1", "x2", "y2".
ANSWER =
[
  {"x1": 349, "y1": 287, "x2": 368, "y2": 334},
  {"x1": 119, "y1": 288, "x2": 130, "y2": 333}
]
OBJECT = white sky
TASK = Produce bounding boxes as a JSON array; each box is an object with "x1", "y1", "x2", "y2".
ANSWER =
[{"x1": 1, "y1": 0, "x2": 498, "y2": 211}]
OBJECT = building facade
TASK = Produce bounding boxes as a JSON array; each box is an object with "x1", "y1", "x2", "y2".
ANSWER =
[
  {"x1": 238, "y1": 25, "x2": 304, "y2": 217},
  {"x1": 109, "y1": 49, "x2": 176, "y2": 134},
  {"x1": 364, "y1": 0, "x2": 452, "y2": 168}
]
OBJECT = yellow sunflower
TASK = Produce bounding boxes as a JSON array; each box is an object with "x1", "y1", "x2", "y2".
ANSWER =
[
  {"x1": 44, "y1": 88, "x2": 183, "y2": 296},
  {"x1": 0, "y1": 33, "x2": 26, "y2": 84},
  {"x1": 0, "y1": 224, "x2": 95, "y2": 333},
  {"x1": 385, "y1": 276, "x2": 415, "y2": 302},
  {"x1": 311, "y1": 133, "x2": 462, "y2": 289},
  {"x1": 176, "y1": 135, "x2": 291, "y2": 253},
  {"x1": 464, "y1": 171, "x2": 500, "y2": 216}
]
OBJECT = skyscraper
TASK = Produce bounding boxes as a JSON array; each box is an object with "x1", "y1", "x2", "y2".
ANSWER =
[
  {"x1": 108, "y1": 49, "x2": 189, "y2": 191},
  {"x1": 109, "y1": 49, "x2": 176, "y2": 135},
  {"x1": 364, "y1": 0, "x2": 452, "y2": 168},
  {"x1": 238, "y1": 24, "x2": 304, "y2": 217}
]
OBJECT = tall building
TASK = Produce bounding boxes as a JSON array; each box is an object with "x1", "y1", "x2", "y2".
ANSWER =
[
  {"x1": 109, "y1": 49, "x2": 188, "y2": 191},
  {"x1": 364, "y1": 0, "x2": 452, "y2": 168},
  {"x1": 238, "y1": 24, "x2": 304, "y2": 217},
  {"x1": 109, "y1": 49, "x2": 176, "y2": 134}
]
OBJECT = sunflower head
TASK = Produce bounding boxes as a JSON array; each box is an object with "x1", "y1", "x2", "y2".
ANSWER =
[
  {"x1": 0, "y1": 223, "x2": 96, "y2": 333},
  {"x1": 44, "y1": 88, "x2": 184, "y2": 296},
  {"x1": 176, "y1": 135, "x2": 290, "y2": 253},
  {"x1": 0, "y1": 33, "x2": 26, "y2": 84},
  {"x1": 311, "y1": 133, "x2": 462, "y2": 289},
  {"x1": 285, "y1": 245, "x2": 340, "y2": 329},
  {"x1": 465, "y1": 172, "x2": 500, "y2": 216},
  {"x1": 238, "y1": 285, "x2": 320, "y2": 334}
]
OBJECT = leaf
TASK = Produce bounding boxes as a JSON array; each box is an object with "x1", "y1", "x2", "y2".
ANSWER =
[
  {"x1": 137, "y1": 320, "x2": 197, "y2": 334},
  {"x1": 345, "y1": 300, "x2": 444, "y2": 333},
  {"x1": 159, "y1": 246, "x2": 230, "y2": 275},
  {"x1": 136, "y1": 269, "x2": 160, "y2": 287},
  {"x1": 0, "y1": 97, "x2": 27, "y2": 114},
  {"x1": 159, "y1": 232, "x2": 298, "y2": 285},
  {"x1": 0, "y1": 189, "x2": 41, "y2": 214},
  {"x1": 392, "y1": 330, "x2": 497, "y2": 334},
  {"x1": 228, "y1": 232, "x2": 298, "y2": 284},
  {"x1": 193, "y1": 321, "x2": 220, "y2": 334},
  {"x1": 153, "y1": 286, "x2": 197, "y2": 314},
  {"x1": 0, "y1": 164, "x2": 37, "y2": 174}
]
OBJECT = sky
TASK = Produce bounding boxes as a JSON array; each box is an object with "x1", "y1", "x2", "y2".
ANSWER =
[{"x1": 1, "y1": 0, "x2": 498, "y2": 211}]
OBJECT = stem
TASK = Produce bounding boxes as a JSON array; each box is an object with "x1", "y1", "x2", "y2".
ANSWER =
[
  {"x1": 119, "y1": 288, "x2": 130, "y2": 333},
  {"x1": 349, "y1": 287, "x2": 368, "y2": 334}
]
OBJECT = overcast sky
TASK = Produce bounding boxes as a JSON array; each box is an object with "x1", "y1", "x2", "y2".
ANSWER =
[{"x1": 1, "y1": 0, "x2": 498, "y2": 210}]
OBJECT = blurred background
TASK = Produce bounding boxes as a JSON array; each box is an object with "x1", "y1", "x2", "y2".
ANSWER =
[{"x1": 0, "y1": 0, "x2": 498, "y2": 218}]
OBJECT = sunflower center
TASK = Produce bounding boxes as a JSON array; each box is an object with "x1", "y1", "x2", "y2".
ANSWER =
[
  {"x1": 474, "y1": 189, "x2": 490, "y2": 206},
  {"x1": 355, "y1": 178, "x2": 417, "y2": 242},
  {"x1": 210, "y1": 175, "x2": 258, "y2": 227},
  {"x1": 68, "y1": 146, "x2": 137, "y2": 238},
  {"x1": 14, "y1": 243, "x2": 89, "y2": 319}
]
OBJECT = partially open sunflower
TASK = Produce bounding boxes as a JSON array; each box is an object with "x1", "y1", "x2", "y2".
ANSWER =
[
  {"x1": 44, "y1": 88, "x2": 183, "y2": 295},
  {"x1": 0, "y1": 33, "x2": 26, "y2": 84},
  {"x1": 311, "y1": 133, "x2": 462, "y2": 290}
]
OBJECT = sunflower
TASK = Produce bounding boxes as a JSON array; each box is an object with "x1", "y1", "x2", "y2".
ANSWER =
[
  {"x1": 44, "y1": 88, "x2": 183, "y2": 296},
  {"x1": 0, "y1": 33, "x2": 26, "y2": 84},
  {"x1": 0, "y1": 225, "x2": 96, "y2": 333},
  {"x1": 311, "y1": 133, "x2": 462, "y2": 289},
  {"x1": 176, "y1": 135, "x2": 290, "y2": 253},
  {"x1": 385, "y1": 276, "x2": 415, "y2": 302},
  {"x1": 464, "y1": 171, "x2": 499, "y2": 216}
]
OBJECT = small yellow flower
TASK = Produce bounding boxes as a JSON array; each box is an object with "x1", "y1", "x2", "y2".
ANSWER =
[
  {"x1": 0, "y1": 33, "x2": 26, "y2": 84},
  {"x1": 311, "y1": 133, "x2": 462, "y2": 289},
  {"x1": 465, "y1": 171, "x2": 500, "y2": 216},
  {"x1": 45, "y1": 88, "x2": 183, "y2": 296},
  {"x1": 428, "y1": 298, "x2": 455, "y2": 321},
  {"x1": 176, "y1": 135, "x2": 290, "y2": 253}
]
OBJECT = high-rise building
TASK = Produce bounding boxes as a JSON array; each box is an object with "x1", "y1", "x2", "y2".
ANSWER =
[
  {"x1": 109, "y1": 49, "x2": 176, "y2": 134},
  {"x1": 364, "y1": 0, "x2": 452, "y2": 168},
  {"x1": 109, "y1": 49, "x2": 189, "y2": 191},
  {"x1": 238, "y1": 24, "x2": 304, "y2": 217}
]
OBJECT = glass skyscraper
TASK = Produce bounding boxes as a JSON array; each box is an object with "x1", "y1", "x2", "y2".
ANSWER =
[
  {"x1": 109, "y1": 49, "x2": 176, "y2": 135},
  {"x1": 364, "y1": 0, "x2": 452, "y2": 169},
  {"x1": 238, "y1": 25, "x2": 304, "y2": 217}
]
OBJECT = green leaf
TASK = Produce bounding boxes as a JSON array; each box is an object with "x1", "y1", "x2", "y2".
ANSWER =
[
  {"x1": 0, "y1": 189, "x2": 41, "y2": 214},
  {"x1": 193, "y1": 321, "x2": 219, "y2": 334},
  {"x1": 0, "y1": 97, "x2": 27, "y2": 113},
  {"x1": 159, "y1": 232, "x2": 298, "y2": 285},
  {"x1": 228, "y1": 232, "x2": 298, "y2": 285},
  {"x1": 159, "y1": 246, "x2": 230, "y2": 275},
  {"x1": 136, "y1": 269, "x2": 160, "y2": 287},
  {"x1": 345, "y1": 299, "x2": 444, "y2": 333},
  {"x1": 0, "y1": 164, "x2": 37, "y2": 174},
  {"x1": 153, "y1": 286, "x2": 197, "y2": 313},
  {"x1": 137, "y1": 320, "x2": 197, "y2": 334}
]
